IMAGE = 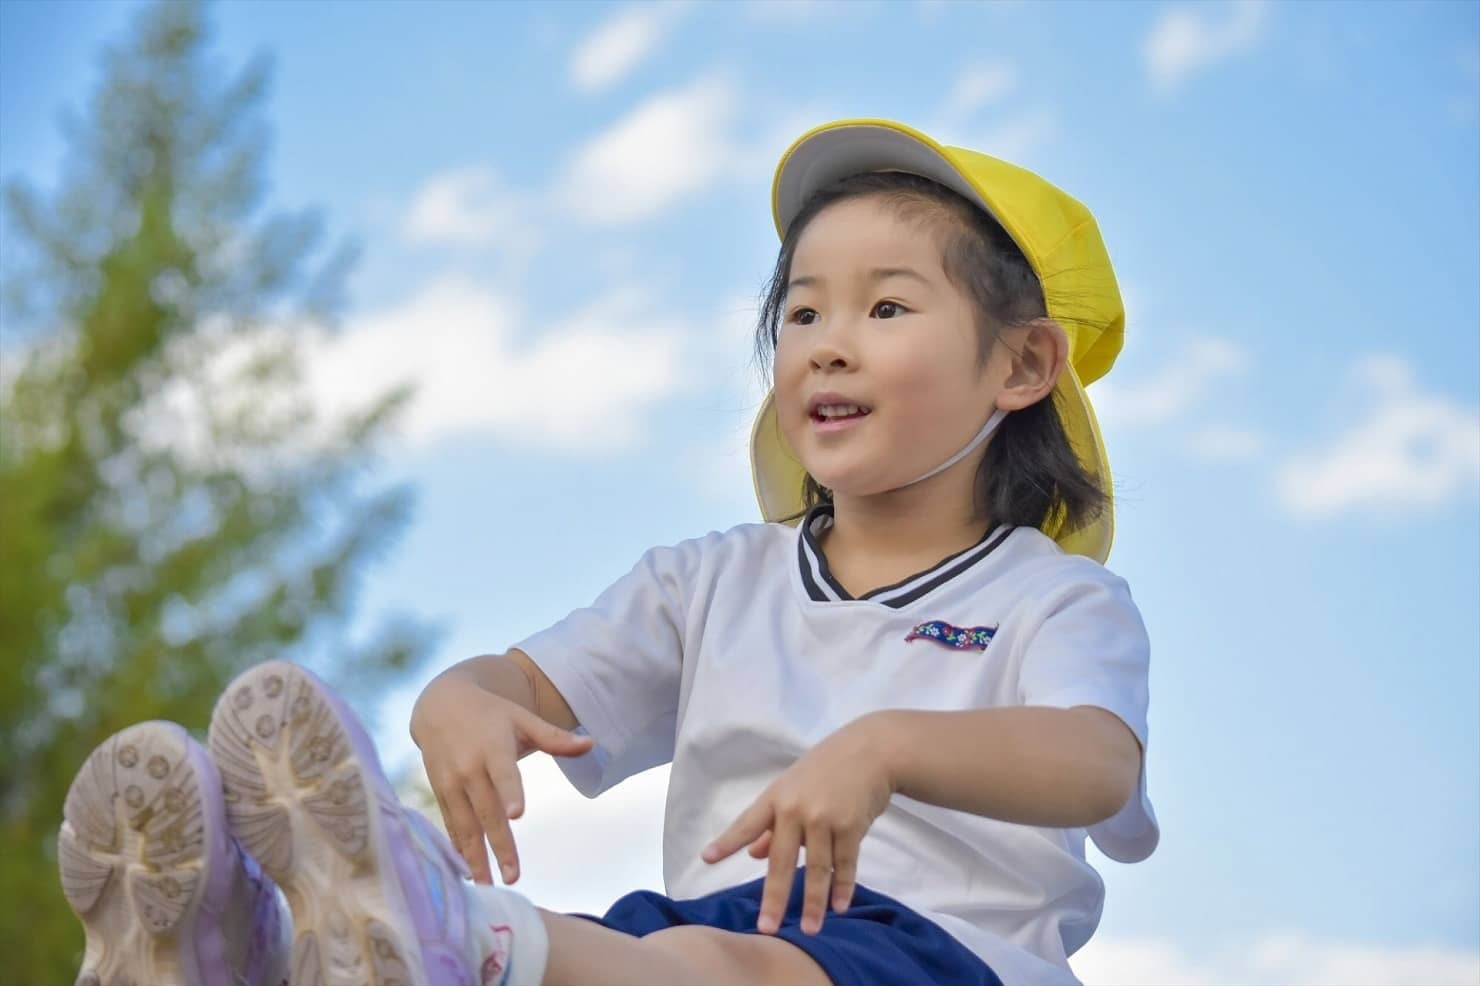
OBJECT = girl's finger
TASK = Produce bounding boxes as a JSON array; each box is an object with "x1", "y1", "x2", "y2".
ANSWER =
[
  {"x1": 488, "y1": 758, "x2": 527, "y2": 820},
  {"x1": 703, "y1": 800, "x2": 771, "y2": 864},
  {"x1": 757, "y1": 818, "x2": 802, "y2": 935},
  {"x1": 466, "y1": 769, "x2": 520, "y2": 884},
  {"x1": 831, "y1": 834, "x2": 860, "y2": 914},
  {"x1": 799, "y1": 824, "x2": 833, "y2": 935},
  {"x1": 435, "y1": 775, "x2": 493, "y2": 885},
  {"x1": 747, "y1": 830, "x2": 773, "y2": 858},
  {"x1": 518, "y1": 709, "x2": 596, "y2": 759},
  {"x1": 427, "y1": 781, "x2": 464, "y2": 872}
]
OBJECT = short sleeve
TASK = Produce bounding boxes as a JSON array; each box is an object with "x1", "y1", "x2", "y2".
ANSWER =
[
  {"x1": 1016, "y1": 564, "x2": 1159, "y2": 863},
  {"x1": 510, "y1": 541, "x2": 692, "y2": 798}
]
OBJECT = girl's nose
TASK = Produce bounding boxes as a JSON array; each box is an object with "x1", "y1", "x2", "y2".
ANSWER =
[
  {"x1": 808, "y1": 345, "x2": 850, "y2": 371},
  {"x1": 807, "y1": 317, "x2": 858, "y2": 371}
]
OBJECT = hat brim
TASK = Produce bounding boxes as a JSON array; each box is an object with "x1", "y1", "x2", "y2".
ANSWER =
[
  {"x1": 773, "y1": 120, "x2": 1005, "y2": 239},
  {"x1": 750, "y1": 119, "x2": 1115, "y2": 563}
]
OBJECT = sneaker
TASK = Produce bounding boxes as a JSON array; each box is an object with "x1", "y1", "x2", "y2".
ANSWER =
[
  {"x1": 58, "y1": 720, "x2": 291, "y2": 986},
  {"x1": 207, "y1": 660, "x2": 479, "y2": 986}
]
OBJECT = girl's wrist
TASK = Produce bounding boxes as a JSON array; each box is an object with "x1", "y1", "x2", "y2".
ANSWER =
[
  {"x1": 856, "y1": 709, "x2": 907, "y2": 794},
  {"x1": 410, "y1": 665, "x2": 480, "y2": 742}
]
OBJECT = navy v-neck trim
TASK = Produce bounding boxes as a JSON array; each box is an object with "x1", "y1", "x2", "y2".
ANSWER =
[{"x1": 797, "y1": 504, "x2": 1015, "y2": 609}]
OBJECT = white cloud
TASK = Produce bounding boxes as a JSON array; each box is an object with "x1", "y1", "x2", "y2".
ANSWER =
[
  {"x1": 743, "y1": 0, "x2": 876, "y2": 23},
  {"x1": 972, "y1": 108, "x2": 1057, "y2": 164},
  {"x1": 306, "y1": 276, "x2": 688, "y2": 453},
  {"x1": 121, "y1": 317, "x2": 328, "y2": 480},
  {"x1": 1188, "y1": 423, "x2": 1265, "y2": 462},
  {"x1": 731, "y1": 102, "x2": 843, "y2": 187},
  {"x1": 569, "y1": 4, "x2": 685, "y2": 94},
  {"x1": 1450, "y1": 42, "x2": 1480, "y2": 125},
  {"x1": 930, "y1": 108, "x2": 1057, "y2": 168},
  {"x1": 915, "y1": 0, "x2": 947, "y2": 25},
  {"x1": 1073, "y1": 933, "x2": 1480, "y2": 986},
  {"x1": 397, "y1": 752, "x2": 1480, "y2": 986},
  {"x1": 557, "y1": 75, "x2": 739, "y2": 225},
  {"x1": 1073, "y1": 936, "x2": 1221, "y2": 985},
  {"x1": 1144, "y1": 0, "x2": 1269, "y2": 93},
  {"x1": 1277, "y1": 356, "x2": 1480, "y2": 518},
  {"x1": 688, "y1": 407, "x2": 761, "y2": 513},
  {"x1": 392, "y1": 735, "x2": 1480, "y2": 986},
  {"x1": 686, "y1": 296, "x2": 771, "y2": 508},
  {"x1": 401, "y1": 165, "x2": 538, "y2": 250},
  {"x1": 926, "y1": 63, "x2": 1052, "y2": 165},
  {"x1": 396, "y1": 750, "x2": 669, "y2": 915},
  {"x1": 1246, "y1": 932, "x2": 1480, "y2": 985},
  {"x1": 939, "y1": 61, "x2": 1018, "y2": 127},
  {"x1": 1090, "y1": 337, "x2": 1248, "y2": 429}
]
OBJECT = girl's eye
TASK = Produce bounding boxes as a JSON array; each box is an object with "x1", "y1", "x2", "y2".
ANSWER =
[{"x1": 785, "y1": 301, "x2": 906, "y2": 325}]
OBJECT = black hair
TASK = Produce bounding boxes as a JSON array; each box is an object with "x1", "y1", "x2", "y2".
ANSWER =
[{"x1": 753, "y1": 170, "x2": 1109, "y2": 536}]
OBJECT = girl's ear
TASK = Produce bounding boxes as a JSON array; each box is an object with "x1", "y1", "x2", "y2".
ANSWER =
[{"x1": 995, "y1": 317, "x2": 1068, "y2": 411}]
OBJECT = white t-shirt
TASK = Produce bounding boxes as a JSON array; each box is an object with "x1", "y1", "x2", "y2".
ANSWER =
[{"x1": 513, "y1": 505, "x2": 1158, "y2": 985}]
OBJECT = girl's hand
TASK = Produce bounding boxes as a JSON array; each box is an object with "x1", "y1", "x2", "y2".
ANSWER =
[
  {"x1": 410, "y1": 670, "x2": 594, "y2": 886},
  {"x1": 701, "y1": 713, "x2": 895, "y2": 936}
]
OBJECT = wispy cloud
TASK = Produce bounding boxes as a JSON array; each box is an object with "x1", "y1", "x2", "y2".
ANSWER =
[
  {"x1": 1451, "y1": 42, "x2": 1480, "y2": 125},
  {"x1": 396, "y1": 751, "x2": 670, "y2": 916},
  {"x1": 401, "y1": 165, "x2": 537, "y2": 249},
  {"x1": 927, "y1": 61, "x2": 1054, "y2": 164},
  {"x1": 306, "y1": 276, "x2": 688, "y2": 453},
  {"x1": 915, "y1": 0, "x2": 947, "y2": 25},
  {"x1": 1277, "y1": 355, "x2": 1480, "y2": 518},
  {"x1": 1144, "y1": 0, "x2": 1269, "y2": 93},
  {"x1": 557, "y1": 74, "x2": 738, "y2": 225},
  {"x1": 1188, "y1": 423, "x2": 1265, "y2": 462},
  {"x1": 686, "y1": 295, "x2": 770, "y2": 509},
  {"x1": 1073, "y1": 932, "x2": 1480, "y2": 985},
  {"x1": 743, "y1": 0, "x2": 878, "y2": 23},
  {"x1": 971, "y1": 108, "x2": 1057, "y2": 164},
  {"x1": 397, "y1": 749, "x2": 1480, "y2": 986},
  {"x1": 939, "y1": 61, "x2": 1018, "y2": 127},
  {"x1": 569, "y1": 3, "x2": 686, "y2": 94},
  {"x1": 731, "y1": 102, "x2": 844, "y2": 187},
  {"x1": 1090, "y1": 337, "x2": 1248, "y2": 429}
]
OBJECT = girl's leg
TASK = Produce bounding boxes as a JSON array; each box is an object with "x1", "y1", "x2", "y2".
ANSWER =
[{"x1": 537, "y1": 910, "x2": 832, "y2": 986}]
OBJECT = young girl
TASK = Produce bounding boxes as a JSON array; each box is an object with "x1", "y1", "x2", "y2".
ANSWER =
[{"x1": 58, "y1": 118, "x2": 1156, "y2": 986}]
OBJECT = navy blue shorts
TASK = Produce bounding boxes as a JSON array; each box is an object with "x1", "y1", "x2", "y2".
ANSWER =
[{"x1": 576, "y1": 868, "x2": 1002, "y2": 986}]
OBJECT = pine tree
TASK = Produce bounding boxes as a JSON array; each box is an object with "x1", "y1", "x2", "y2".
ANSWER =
[{"x1": 0, "y1": 3, "x2": 431, "y2": 977}]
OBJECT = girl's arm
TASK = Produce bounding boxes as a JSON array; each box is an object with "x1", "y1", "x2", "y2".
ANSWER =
[
  {"x1": 703, "y1": 703, "x2": 1143, "y2": 936},
  {"x1": 870, "y1": 705, "x2": 1141, "y2": 828}
]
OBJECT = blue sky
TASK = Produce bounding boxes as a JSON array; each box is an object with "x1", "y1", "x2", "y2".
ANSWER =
[{"x1": 4, "y1": 2, "x2": 1478, "y2": 983}]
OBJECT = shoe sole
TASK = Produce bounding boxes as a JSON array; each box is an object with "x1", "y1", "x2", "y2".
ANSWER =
[
  {"x1": 58, "y1": 721, "x2": 230, "y2": 986},
  {"x1": 207, "y1": 661, "x2": 427, "y2": 986}
]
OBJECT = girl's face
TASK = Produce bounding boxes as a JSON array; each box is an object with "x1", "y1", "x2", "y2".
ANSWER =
[{"x1": 774, "y1": 197, "x2": 1005, "y2": 502}]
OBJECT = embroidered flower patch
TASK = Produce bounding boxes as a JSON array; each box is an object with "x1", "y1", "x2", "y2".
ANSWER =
[{"x1": 905, "y1": 620, "x2": 998, "y2": 651}]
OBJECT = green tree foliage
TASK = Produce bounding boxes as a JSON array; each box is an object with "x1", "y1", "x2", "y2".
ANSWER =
[{"x1": 0, "y1": 3, "x2": 431, "y2": 978}]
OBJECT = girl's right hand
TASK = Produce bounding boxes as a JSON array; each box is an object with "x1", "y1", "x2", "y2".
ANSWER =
[{"x1": 410, "y1": 670, "x2": 594, "y2": 885}]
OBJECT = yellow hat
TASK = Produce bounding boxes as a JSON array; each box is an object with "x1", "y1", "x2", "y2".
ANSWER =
[{"x1": 749, "y1": 118, "x2": 1123, "y2": 563}]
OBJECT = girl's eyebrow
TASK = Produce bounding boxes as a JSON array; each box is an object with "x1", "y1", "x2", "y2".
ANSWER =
[{"x1": 786, "y1": 267, "x2": 933, "y2": 292}]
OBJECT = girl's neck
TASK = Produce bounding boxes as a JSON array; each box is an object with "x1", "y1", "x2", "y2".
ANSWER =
[{"x1": 822, "y1": 488, "x2": 991, "y2": 569}]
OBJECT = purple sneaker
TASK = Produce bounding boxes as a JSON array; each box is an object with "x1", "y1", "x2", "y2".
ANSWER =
[
  {"x1": 207, "y1": 660, "x2": 479, "y2": 986},
  {"x1": 58, "y1": 720, "x2": 291, "y2": 986}
]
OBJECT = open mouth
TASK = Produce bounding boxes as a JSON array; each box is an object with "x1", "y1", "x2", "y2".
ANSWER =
[{"x1": 810, "y1": 403, "x2": 872, "y2": 424}]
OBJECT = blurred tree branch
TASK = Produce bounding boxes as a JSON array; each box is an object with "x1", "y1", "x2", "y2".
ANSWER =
[{"x1": 0, "y1": 2, "x2": 434, "y2": 979}]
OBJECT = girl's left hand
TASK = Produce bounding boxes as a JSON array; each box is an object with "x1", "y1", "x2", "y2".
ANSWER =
[{"x1": 701, "y1": 713, "x2": 895, "y2": 936}]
